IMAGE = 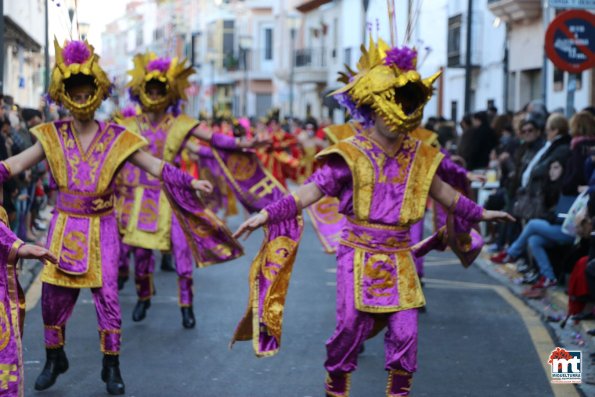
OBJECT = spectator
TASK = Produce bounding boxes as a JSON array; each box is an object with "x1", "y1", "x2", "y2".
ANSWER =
[
  {"x1": 522, "y1": 113, "x2": 571, "y2": 199},
  {"x1": 456, "y1": 114, "x2": 474, "y2": 166},
  {"x1": 561, "y1": 111, "x2": 595, "y2": 196},
  {"x1": 458, "y1": 111, "x2": 499, "y2": 170},
  {"x1": 492, "y1": 159, "x2": 574, "y2": 295}
]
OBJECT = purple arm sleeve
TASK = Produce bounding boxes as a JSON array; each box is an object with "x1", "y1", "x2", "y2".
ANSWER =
[
  {"x1": 263, "y1": 194, "x2": 299, "y2": 223},
  {"x1": 211, "y1": 133, "x2": 238, "y2": 151},
  {"x1": 451, "y1": 194, "x2": 484, "y2": 224},
  {"x1": 305, "y1": 156, "x2": 351, "y2": 197},
  {"x1": 161, "y1": 162, "x2": 195, "y2": 187},
  {"x1": 0, "y1": 162, "x2": 11, "y2": 183}
]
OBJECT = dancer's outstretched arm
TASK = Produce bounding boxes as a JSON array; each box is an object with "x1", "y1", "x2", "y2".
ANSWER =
[
  {"x1": 2, "y1": 141, "x2": 46, "y2": 176},
  {"x1": 429, "y1": 174, "x2": 514, "y2": 223},
  {"x1": 128, "y1": 149, "x2": 213, "y2": 194},
  {"x1": 234, "y1": 182, "x2": 323, "y2": 240},
  {"x1": 190, "y1": 125, "x2": 270, "y2": 150}
]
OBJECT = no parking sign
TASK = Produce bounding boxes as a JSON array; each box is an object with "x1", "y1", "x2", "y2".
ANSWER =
[{"x1": 545, "y1": 10, "x2": 595, "y2": 72}]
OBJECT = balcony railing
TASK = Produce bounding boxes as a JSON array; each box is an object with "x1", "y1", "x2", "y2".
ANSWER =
[
  {"x1": 294, "y1": 48, "x2": 327, "y2": 69},
  {"x1": 487, "y1": 0, "x2": 542, "y2": 22}
]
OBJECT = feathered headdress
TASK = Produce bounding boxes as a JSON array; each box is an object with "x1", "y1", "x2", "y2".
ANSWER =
[
  {"x1": 331, "y1": 35, "x2": 440, "y2": 136},
  {"x1": 127, "y1": 52, "x2": 194, "y2": 113},
  {"x1": 49, "y1": 38, "x2": 112, "y2": 120}
]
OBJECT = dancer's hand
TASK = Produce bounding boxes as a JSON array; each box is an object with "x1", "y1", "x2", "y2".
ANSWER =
[
  {"x1": 467, "y1": 172, "x2": 487, "y2": 184},
  {"x1": 233, "y1": 212, "x2": 268, "y2": 240},
  {"x1": 239, "y1": 136, "x2": 272, "y2": 149},
  {"x1": 18, "y1": 244, "x2": 58, "y2": 264},
  {"x1": 191, "y1": 179, "x2": 213, "y2": 194},
  {"x1": 482, "y1": 210, "x2": 515, "y2": 223}
]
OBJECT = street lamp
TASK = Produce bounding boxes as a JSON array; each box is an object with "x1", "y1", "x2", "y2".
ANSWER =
[
  {"x1": 239, "y1": 35, "x2": 252, "y2": 116},
  {"x1": 79, "y1": 22, "x2": 90, "y2": 41},
  {"x1": 288, "y1": 14, "x2": 300, "y2": 119},
  {"x1": 66, "y1": 0, "x2": 76, "y2": 36}
]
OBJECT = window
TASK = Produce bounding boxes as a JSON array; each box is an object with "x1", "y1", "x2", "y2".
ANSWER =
[
  {"x1": 265, "y1": 28, "x2": 273, "y2": 60},
  {"x1": 447, "y1": 15, "x2": 462, "y2": 68},
  {"x1": 332, "y1": 17, "x2": 338, "y2": 59},
  {"x1": 223, "y1": 20, "x2": 235, "y2": 57},
  {"x1": 451, "y1": 101, "x2": 458, "y2": 124},
  {"x1": 191, "y1": 32, "x2": 202, "y2": 67},
  {"x1": 344, "y1": 47, "x2": 352, "y2": 67},
  {"x1": 136, "y1": 25, "x2": 143, "y2": 48}
]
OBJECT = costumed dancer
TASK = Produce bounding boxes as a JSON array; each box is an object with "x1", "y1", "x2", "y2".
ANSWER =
[
  {"x1": 0, "y1": 40, "x2": 241, "y2": 395},
  {"x1": 113, "y1": 105, "x2": 142, "y2": 290},
  {"x1": 0, "y1": 205, "x2": 57, "y2": 397},
  {"x1": 257, "y1": 108, "x2": 300, "y2": 188},
  {"x1": 231, "y1": 37, "x2": 513, "y2": 396},
  {"x1": 120, "y1": 52, "x2": 256, "y2": 327}
]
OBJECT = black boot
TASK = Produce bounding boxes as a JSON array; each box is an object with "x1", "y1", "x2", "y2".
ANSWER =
[
  {"x1": 132, "y1": 299, "x2": 151, "y2": 322},
  {"x1": 101, "y1": 355, "x2": 125, "y2": 395},
  {"x1": 181, "y1": 306, "x2": 196, "y2": 329},
  {"x1": 160, "y1": 253, "x2": 175, "y2": 272},
  {"x1": 34, "y1": 347, "x2": 69, "y2": 390},
  {"x1": 117, "y1": 275, "x2": 128, "y2": 291}
]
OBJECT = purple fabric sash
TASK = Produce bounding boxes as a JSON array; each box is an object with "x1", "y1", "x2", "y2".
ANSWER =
[
  {"x1": 160, "y1": 163, "x2": 243, "y2": 267},
  {"x1": 197, "y1": 146, "x2": 226, "y2": 213},
  {"x1": 56, "y1": 190, "x2": 115, "y2": 216},
  {"x1": 306, "y1": 196, "x2": 345, "y2": 254},
  {"x1": 412, "y1": 195, "x2": 484, "y2": 268},
  {"x1": 341, "y1": 219, "x2": 423, "y2": 312},
  {"x1": 231, "y1": 217, "x2": 304, "y2": 357},
  {"x1": 210, "y1": 148, "x2": 286, "y2": 212},
  {"x1": 0, "y1": 218, "x2": 24, "y2": 397},
  {"x1": 55, "y1": 190, "x2": 115, "y2": 275}
]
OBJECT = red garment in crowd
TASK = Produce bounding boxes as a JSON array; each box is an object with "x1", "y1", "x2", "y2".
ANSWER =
[
  {"x1": 567, "y1": 256, "x2": 590, "y2": 315},
  {"x1": 258, "y1": 128, "x2": 300, "y2": 188}
]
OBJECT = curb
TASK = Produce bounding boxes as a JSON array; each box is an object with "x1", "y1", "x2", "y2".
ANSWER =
[{"x1": 475, "y1": 252, "x2": 595, "y2": 395}]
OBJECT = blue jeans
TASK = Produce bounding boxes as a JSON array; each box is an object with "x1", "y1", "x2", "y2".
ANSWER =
[{"x1": 507, "y1": 219, "x2": 574, "y2": 280}]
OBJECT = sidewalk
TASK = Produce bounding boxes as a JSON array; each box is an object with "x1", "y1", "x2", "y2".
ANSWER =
[{"x1": 476, "y1": 251, "x2": 595, "y2": 396}]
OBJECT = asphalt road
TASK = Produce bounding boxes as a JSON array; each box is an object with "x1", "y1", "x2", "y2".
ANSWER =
[{"x1": 21, "y1": 215, "x2": 561, "y2": 397}]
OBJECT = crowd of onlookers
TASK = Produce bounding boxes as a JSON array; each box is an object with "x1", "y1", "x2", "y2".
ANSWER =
[
  {"x1": 426, "y1": 101, "x2": 595, "y2": 321},
  {"x1": 0, "y1": 95, "x2": 58, "y2": 244},
  {"x1": 7, "y1": 90, "x2": 595, "y2": 321}
]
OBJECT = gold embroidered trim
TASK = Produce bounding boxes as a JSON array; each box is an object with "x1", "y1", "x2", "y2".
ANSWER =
[
  {"x1": 346, "y1": 217, "x2": 408, "y2": 231},
  {"x1": 0, "y1": 161, "x2": 11, "y2": 176},
  {"x1": 99, "y1": 329, "x2": 121, "y2": 355},
  {"x1": 324, "y1": 372, "x2": 352, "y2": 397},
  {"x1": 317, "y1": 138, "x2": 375, "y2": 220},
  {"x1": 163, "y1": 114, "x2": 197, "y2": 163},
  {"x1": 43, "y1": 325, "x2": 64, "y2": 349},
  {"x1": 30, "y1": 123, "x2": 68, "y2": 187},
  {"x1": 353, "y1": 249, "x2": 425, "y2": 313},
  {"x1": 97, "y1": 127, "x2": 147, "y2": 192},
  {"x1": 399, "y1": 142, "x2": 444, "y2": 225}
]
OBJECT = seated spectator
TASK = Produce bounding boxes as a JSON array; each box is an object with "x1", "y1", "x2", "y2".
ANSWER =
[
  {"x1": 561, "y1": 111, "x2": 595, "y2": 196},
  {"x1": 492, "y1": 159, "x2": 575, "y2": 294}
]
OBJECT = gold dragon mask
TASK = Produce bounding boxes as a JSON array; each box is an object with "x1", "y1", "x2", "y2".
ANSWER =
[
  {"x1": 49, "y1": 39, "x2": 111, "y2": 121},
  {"x1": 332, "y1": 37, "x2": 441, "y2": 136},
  {"x1": 127, "y1": 52, "x2": 194, "y2": 113}
]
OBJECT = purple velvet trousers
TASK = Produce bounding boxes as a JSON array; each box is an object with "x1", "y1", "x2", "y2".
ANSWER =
[
  {"x1": 122, "y1": 216, "x2": 194, "y2": 306},
  {"x1": 42, "y1": 273, "x2": 121, "y2": 354},
  {"x1": 324, "y1": 245, "x2": 418, "y2": 375}
]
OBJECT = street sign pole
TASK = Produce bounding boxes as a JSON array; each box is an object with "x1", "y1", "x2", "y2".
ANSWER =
[
  {"x1": 545, "y1": 9, "x2": 595, "y2": 115},
  {"x1": 549, "y1": 0, "x2": 595, "y2": 10},
  {"x1": 566, "y1": 73, "x2": 577, "y2": 118}
]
